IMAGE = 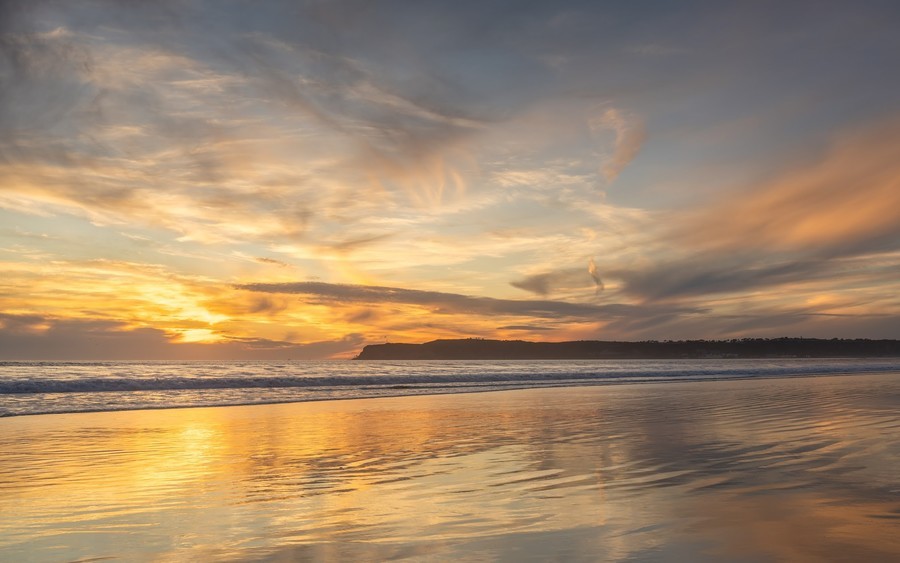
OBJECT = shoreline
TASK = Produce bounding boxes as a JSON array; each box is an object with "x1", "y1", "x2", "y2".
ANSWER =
[
  {"x1": 4, "y1": 372, "x2": 899, "y2": 561},
  {"x1": 3, "y1": 368, "x2": 898, "y2": 420}
]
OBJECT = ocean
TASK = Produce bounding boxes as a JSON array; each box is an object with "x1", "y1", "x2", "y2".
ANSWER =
[{"x1": 2, "y1": 358, "x2": 899, "y2": 417}]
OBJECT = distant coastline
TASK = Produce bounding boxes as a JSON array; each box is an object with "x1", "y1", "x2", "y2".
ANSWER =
[{"x1": 355, "y1": 338, "x2": 900, "y2": 360}]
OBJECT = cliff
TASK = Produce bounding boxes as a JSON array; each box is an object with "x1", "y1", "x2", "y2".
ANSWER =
[{"x1": 355, "y1": 338, "x2": 900, "y2": 360}]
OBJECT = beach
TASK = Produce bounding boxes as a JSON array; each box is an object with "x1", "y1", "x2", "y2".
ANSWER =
[{"x1": 2, "y1": 372, "x2": 900, "y2": 561}]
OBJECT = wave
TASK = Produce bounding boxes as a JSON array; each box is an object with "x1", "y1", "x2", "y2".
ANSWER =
[{"x1": 3, "y1": 361, "x2": 898, "y2": 395}]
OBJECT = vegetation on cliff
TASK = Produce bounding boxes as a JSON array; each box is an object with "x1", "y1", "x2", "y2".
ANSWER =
[{"x1": 355, "y1": 338, "x2": 900, "y2": 360}]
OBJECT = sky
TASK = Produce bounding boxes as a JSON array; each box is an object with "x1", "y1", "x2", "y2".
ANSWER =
[{"x1": 2, "y1": 0, "x2": 900, "y2": 359}]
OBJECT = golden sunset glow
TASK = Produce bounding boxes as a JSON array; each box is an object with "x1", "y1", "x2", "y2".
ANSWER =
[{"x1": 1, "y1": 2, "x2": 899, "y2": 360}]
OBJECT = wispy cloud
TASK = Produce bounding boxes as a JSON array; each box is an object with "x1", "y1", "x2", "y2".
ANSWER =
[
  {"x1": 590, "y1": 107, "x2": 646, "y2": 184},
  {"x1": 677, "y1": 119, "x2": 900, "y2": 257},
  {"x1": 3, "y1": 1, "x2": 900, "y2": 355},
  {"x1": 497, "y1": 324, "x2": 557, "y2": 332},
  {"x1": 236, "y1": 281, "x2": 700, "y2": 321},
  {"x1": 255, "y1": 257, "x2": 290, "y2": 267},
  {"x1": 615, "y1": 118, "x2": 900, "y2": 301},
  {"x1": 510, "y1": 268, "x2": 594, "y2": 296},
  {"x1": 0, "y1": 313, "x2": 363, "y2": 360}
]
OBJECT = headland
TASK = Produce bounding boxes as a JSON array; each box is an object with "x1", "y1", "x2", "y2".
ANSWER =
[{"x1": 355, "y1": 337, "x2": 900, "y2": 360}]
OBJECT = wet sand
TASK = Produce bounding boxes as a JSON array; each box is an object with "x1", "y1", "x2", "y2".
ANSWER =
[{"x1": 2, "y1": 373, "x2": 900, "y2": 561}]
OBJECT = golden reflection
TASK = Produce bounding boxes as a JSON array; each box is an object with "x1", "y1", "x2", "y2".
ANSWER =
[
  {"x1": 696, "y1": 491, "x2": 900, "y2": 561},
  {"x1": 1, "y1": 375, "x2": 899, "y2": 561}
]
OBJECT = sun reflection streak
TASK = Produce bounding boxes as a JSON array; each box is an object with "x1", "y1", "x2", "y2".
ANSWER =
[{"x1": 3, "y1": 375, "x2": 900, "y2": 560}]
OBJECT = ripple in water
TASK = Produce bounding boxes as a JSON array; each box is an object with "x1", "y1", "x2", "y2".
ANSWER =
[{"x1": 1, "y1": 372, "x2": 899, "y2": 561}]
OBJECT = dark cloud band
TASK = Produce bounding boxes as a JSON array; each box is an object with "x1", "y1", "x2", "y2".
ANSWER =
[{"x1": 236, "y1": 281, "x2": 699, "y2": 320}]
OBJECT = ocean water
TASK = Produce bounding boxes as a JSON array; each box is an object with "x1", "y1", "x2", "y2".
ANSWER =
[
  {"x1": 1, "y1": 373, "x2": 899, "y2": 561},
  {"x1": 1, "y1": 358, "x2": 900, "y2": 417}
]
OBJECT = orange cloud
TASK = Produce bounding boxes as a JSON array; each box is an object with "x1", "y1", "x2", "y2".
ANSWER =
[{"x1": 679, "y1": 118, "x2": 900, "y2": 255}]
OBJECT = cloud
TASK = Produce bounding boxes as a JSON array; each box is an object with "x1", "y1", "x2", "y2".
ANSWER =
[
  {"x1": 497, "y1": 324, "x2": 557, "y2": 332},
  {"x1": 677, "y1": 118, "x2": 900, "y2": 257},
  {"x1": 588, "y1": 257, "x2": 604, "y2": 292},
  {"x1": 0, "y1": 0, "x2": 662, "y2": 250},
  {"x1": 510, "y1": 268, "x2": 593, "y2": 296},
  {"x1": 613, "y1": 255, "x2": 833, "y2": 301},
  {"x1": 589, "y1": 107, "x2": 646, "y2": 183},
  {"x1": 245, "y1": 296, "x2": 288, "y2": 315},
  {"x1": 617, "y1": 118, "x2": 900, "y2": 301},
  {"x1": 0, "y1": 0, "x2": 492, "y2": 242},
  {"x1": 236, "y1": 281, "x2": 699, "y2": 321},
  {"x1": 0, "y1": 313, "x2": 363, "y2": 359},
  {"x1": 255, "y1": 257, "x2": 289, "y2": 267},
  {"x1": 3, "y1": 1, "x2": 900, "y2": 348},
  {"x1": 324, "y1": 233, "x2": 395, "y2": 254}
]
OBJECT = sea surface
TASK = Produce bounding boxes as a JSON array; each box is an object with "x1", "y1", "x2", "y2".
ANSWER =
[
  {"x1": 1, "y1": 371, "x2": 899, "y2": 561},
  {"x1": 1, "y1": 358, "x2": 899, "y2": 417}
]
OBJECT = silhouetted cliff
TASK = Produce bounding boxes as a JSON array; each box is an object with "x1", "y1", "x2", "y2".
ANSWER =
[{"x1": 355, "y1": 338, "x2": 900, "y2": 360}]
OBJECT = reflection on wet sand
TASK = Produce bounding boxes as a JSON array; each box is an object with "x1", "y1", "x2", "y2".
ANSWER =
[{"x1": 1, "y1": 373, "x2": 899, "y2": 561}]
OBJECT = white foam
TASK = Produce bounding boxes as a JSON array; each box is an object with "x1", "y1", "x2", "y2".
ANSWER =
[{"x1": 1, "y1": 359, "x2": 898, "y2": 416}]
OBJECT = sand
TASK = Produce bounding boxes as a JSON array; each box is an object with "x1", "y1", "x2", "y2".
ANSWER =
[{"x1": 2, "y1": 372, "x2": 900, "y2": 561}]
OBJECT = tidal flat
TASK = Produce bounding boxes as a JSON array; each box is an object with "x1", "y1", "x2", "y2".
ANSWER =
[{"x1": 2, "y1": 372, "x2": 899, "y2": 561}]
